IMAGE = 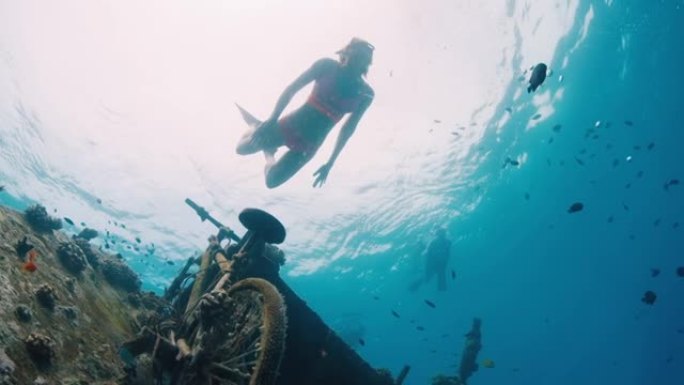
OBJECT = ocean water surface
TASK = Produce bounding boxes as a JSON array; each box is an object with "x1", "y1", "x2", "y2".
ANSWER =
[{"x1": 1, "y1": 1, "x2": 683, "y2": 384}]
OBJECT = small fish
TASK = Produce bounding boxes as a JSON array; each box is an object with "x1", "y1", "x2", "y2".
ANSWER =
[
  {"x1": 0, "y1": 185, "x2": 4, "y2": 192},
  {"x1": 612, "y1": 159, "x2": 620, "y2": 168},
  {"x1": 641, "y1": 290, "x2": 657, "y2": 305},
  {"x1": 650, "y1": 268, "x2": 660, "y2": 277},
  {"x1": 372, "y1": 295, "x2": 380, "y2": 301},
  {"x1": 624, "y1": 120, "x2": 634, "y2": 126},
  {"x1": 451, "y1": 270, "x2": 456, "y2": 279},
  {"x1": 121, "y1": 223, "x2": 126, "y2": 229},
  {"x1": 647, "y1": 142, "x2": 655, "y2": 150},
  {"x1": 166, "y1": 260, "x2": 175, "y2": 266},
  {"x1": 633, "y1": 145, "x2": 641, "y2": 151},
  {"x1": 531, "y1": 113, "x2": 542, "y2": 120},
  {"x1": 567, "y1": 202, "x2": 584, "y2": 213},
  {"x1": 416, "y1": 326, "x2": 425, "y2": 331},
  {"x1": 673, "y1": 222, "x2": 680, "y2": 229},
  {"x1": 22, "y1": 249, "x2": 38, "y2": 273},
  {"x1": 391, "y1": 310, "x2": 401, "y2": 319},
  {"x1": 358, "y1": 338, "x2": 365, "y2": 346},
  {"x1": 433, "y1": 119, "x2": 441, "y2": 124},
  {"x1": 80, "y1": 222, "x2": 86, "y2": 227},
  {"x1": 96, "y1": 198, "x2": 102, "y2": 204},
  {"x1": 135, "y1": 237, "x2": 142, "y2": 244},
  {"x1": 505, "y1": 107, "x2": 513, "y2": 113},
  {"x1": 653, "y1": 218, "x2": 661, "y2": 227},
  {"x1": 594, "y1": 120, "x2": 602, "y2": 128},
  {"x1": 503, "y1": 157, "x2": 520, "y2": 168},
  {"x1": 482, "y1": 358, "x2": 496, "y2": 368},
  {"x1": 622, "y1": 203, "x2": 630, "y2": 211},
  {"x1": 574, "y1": 157, "x2": 585, "y2": 166},
  {"x1": 424, "y1": 300, "x2": 436, "y2": 308},
  {"x1": 607, "y1": 216, "x2": 614, "y2": 223},
  {"x1": 552, "y1": 124, "x2": 562, "y2": 132},
  {"x1": 64, "y1": 217, "x2": 75, "y2": 226},
  {"x1": 676, "y1": 267, "x2": 684, "y2": 277},
  {"x1": 548, "y1": 137, "x2": 554, "y2": 144},
  {"x1": 637, "y1": 170, "x2": 644, "y2": 178},
  {"x1": 528, "y1": 63, "x2": 548, "y2": 93},
  {"x1": 625, "y1": 183, "x2": 631, "y2": 189}
]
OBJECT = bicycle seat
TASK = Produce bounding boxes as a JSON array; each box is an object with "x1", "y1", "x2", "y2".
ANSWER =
[{"x1": 239, "y1": 208, "x2": 286, "y2": 244}]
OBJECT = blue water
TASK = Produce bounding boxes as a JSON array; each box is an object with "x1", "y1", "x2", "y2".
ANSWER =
[{"x1": 1, "y1": 1, "x2": 683, "y2": 384}]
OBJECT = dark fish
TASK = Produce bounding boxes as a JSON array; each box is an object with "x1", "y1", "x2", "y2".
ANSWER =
[
  {"x1": 633, "y1": 145, "x2": 641, "y2": 151},
  {"x1": 64, "y1": 217, "x2": 75, "y2": 226},
  {"x1": 503, "y1": 157, "x2": 520, "y2": 168},
  {"x1": 676, "y1": 267, "x2": 684, "y2": 277},
  {"x1": 80, "y1": 222, "x2": 86, "y2": 227},
  {"x1": 135, "y1": 237, "x2": 142, "y2": 244},
  {"x1": 552, "y1": 124, "x2": 562, "y2": 132},
  {"x1": 372, "y1": 295, "x2": 380, "y2": 301},
  {"x1": 647, "y1": 142, "x2": 655, "y2": 150},
  {"x1": 607, "y1": 216, "x2": 614, "y2": 223},
  {"x1": 451, "y1": 270, "x2": 456, "y2": 280},
  {"x1": 612, "y1": 159, "x2": 620, "y2": 168},
  {"x1": 625, "y1": 183, "x2": 631, "y2": 189},
  {"x1": 531, "y1": 113, "x2": 542, "y2": 120},
  {"x1": 433, "y1": 119, "x2": 442, "y2": 123},
  {"x1": 96, "y1": 198, "x2": 102, "y2": 204},
  {"x1": 424, "y1": 300, "x2": 436, "y2": 308},
  {"x1": 528, "y1": 63, "x2": 548, "y2": 93},
  {"x1": 505, "y1": 107, "x2": 513, "y2": 113},
  {"x1": 637, "y1": 170, "x2": 644, "y2": 178},
  {"x1": 624, "y1": 120, "x2": 634, "y2": 126},
  {"x1": 358, "y1": 338, "x2": 365, "y2": 346},
  {"x1": 673, "y1": 222, "x2": 680, "y2": 229},
  {"x1": 441, "y1": 333, "x2": 450, "y2": 338},
  {"x1": 524, "y1": 193, "x2": 530, "y2": 201},
  {"x1": 416, "y1": 326, "x2": 425, "y2": 331},
  {"x1": 391, "y1": 310, "x2": 400, "y2": 319},
  {"x1": 567, "y1": 202, "x2": 584, "y2": 213},
  {"x1": 641, "y1": 290, "x2": 657, "y2": 305},
  {"x1": 650, "y1": 268, "x2": 660, "y2": 277},
  {"x1": 653, "y1": 218, "x2": 661, "y2": 227},
  {"x1": 104, "y1": 243, "x2": 110, "y2": 249},
  {"x1": 121, "y1": 223, "x2": 126, "y2": 229},
  {"x1": 628, "y1": 234, "x2": 636, "y2": 240},
  {"x1": 622, "y1": 203, "x2": 630, "y2": 211},
  {"x1": 548, "y1": 137, "x2": 554, "y2": 144},
  {"x1": 574, "y1": 157, "x2": 585, "y2": 166},
  {"x1": 0, "y1": 185, "x2": 4, "y2": 192}
]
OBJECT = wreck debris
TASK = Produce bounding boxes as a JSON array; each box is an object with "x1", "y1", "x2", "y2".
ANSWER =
[
  {"x1": 24, "y1": 204, "x2": 62, "y2": 233},
  {"x1": 57, "y1": 242, "x2": 88, "y2": 274}
]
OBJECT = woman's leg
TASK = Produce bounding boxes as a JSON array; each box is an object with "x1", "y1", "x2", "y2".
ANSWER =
[
  {"x1": 236, "y1": 121, "x2": 283, "y2": 155},
  {"x1": 264, "y1": 150, "x2": 314, "y2": 189}
]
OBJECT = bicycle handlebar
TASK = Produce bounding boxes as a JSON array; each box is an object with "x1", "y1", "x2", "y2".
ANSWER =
[{"x1": 185, "y1": 198, "x2": 241, "y2": 242}]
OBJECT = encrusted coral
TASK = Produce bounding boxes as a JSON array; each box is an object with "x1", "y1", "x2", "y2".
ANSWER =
[
  {"x1": 72, "y1": 237, "x2": 99, "y2": 268},
  {"x1": 24, "y1": 333, "x2": 56, "y2": 366},
  {"x1": 76, "y1": 227, "x2": 98, "y2": 240},
  {"x1": 24, "y1": 204, "x2": 62, "y2": 233},
  {"x1": 15, "y1": 304, "x2": 33, "y2": 322},
  {"x1": 101, "y1": 259, "x2": 141, "y2": 292},
  {"x1": 57, "y1": 242, "x2": 88, "y2": 274},
  {"x1": 35, "y1": 284, "x2": 58, "y2": 310}
]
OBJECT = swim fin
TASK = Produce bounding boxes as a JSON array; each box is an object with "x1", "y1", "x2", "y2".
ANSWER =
[{"x1": 235, "y1": 103, "x2": 262, "y2": 129}]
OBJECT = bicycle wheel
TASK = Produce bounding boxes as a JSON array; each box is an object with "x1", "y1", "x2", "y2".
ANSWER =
[{"x1": 177, "y1": 277, "x2": 287, "y2": 385}]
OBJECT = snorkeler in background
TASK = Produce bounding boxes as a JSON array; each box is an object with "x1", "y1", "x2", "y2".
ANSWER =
[
  {"x1": 235, "y1": 38, "x2": 375, "y2": 189},
  {"x1": 409, "y1": 227, "x2": 452, "y2": 292}
]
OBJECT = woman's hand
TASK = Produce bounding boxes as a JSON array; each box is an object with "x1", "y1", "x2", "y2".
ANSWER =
[{"x1": 312, "y1": 163, "x2": 332, "y2": 188}]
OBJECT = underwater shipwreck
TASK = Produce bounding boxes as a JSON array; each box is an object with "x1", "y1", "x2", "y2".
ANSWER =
[{"x1": 0, "y1": 201, "x2": 411, "y2": 385}]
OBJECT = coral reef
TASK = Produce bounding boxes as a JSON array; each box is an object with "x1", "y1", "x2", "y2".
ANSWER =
[
  {"x1": 431, "y1": 374, "x2": 463, "y2": 385},
  {"x1": 101, "y1": 258, "x2": 141, "y2": 293},
  {"x1": 35, "y1": 284, "x2": 58, "y2": 311},
  {"x1": 15, "y1": 304, "x2": 33, "y2": 323},
  {"x1": 75, "y1": 228, "x2": 98, "y2": 241},
  {"x1": 23, "y1": 205, "x2": 62, "y2": 233},
  {"x1": 24, "y1": 333, "x2": 56, "y2": 366},
  {"x1": 72, "y1": 237, "x2": 99, "y2": 268},
  {"x1": 57, "y1": 242, "x2": 88, "y2": 274}
]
